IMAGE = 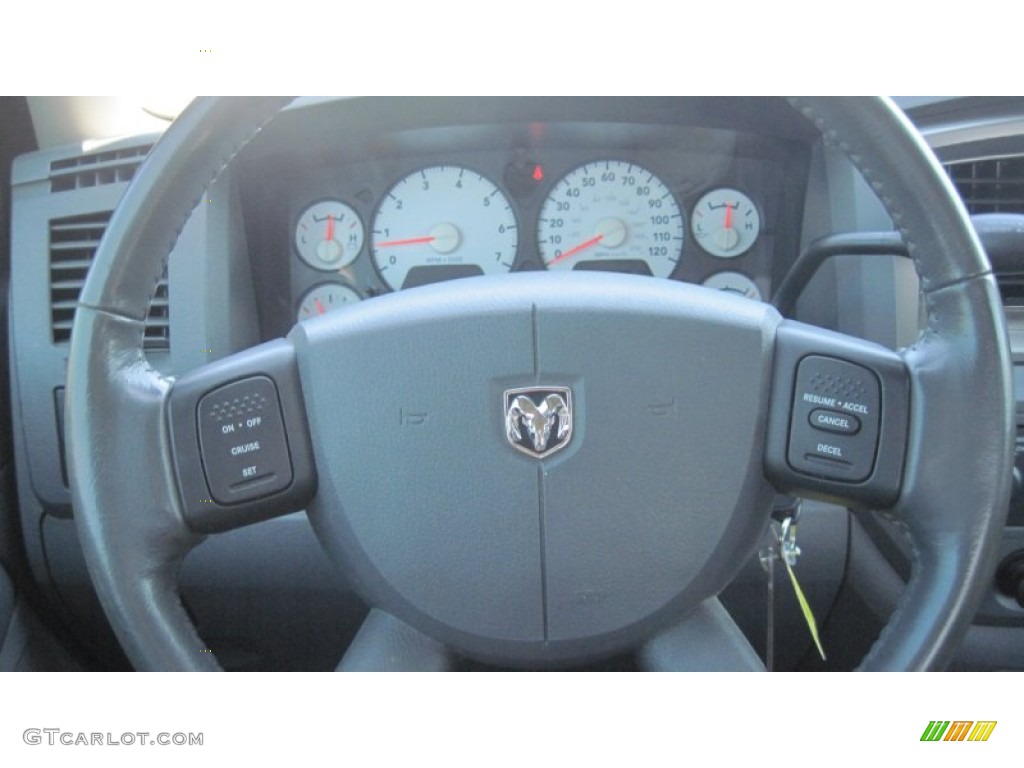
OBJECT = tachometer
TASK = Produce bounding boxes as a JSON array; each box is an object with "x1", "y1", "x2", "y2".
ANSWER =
[
  {"x1": 537, "y1": 161, "x2": 684, "y2": 277},
  {"x1": 371, "y1": 166, "x2": 518, "y2": 291}
]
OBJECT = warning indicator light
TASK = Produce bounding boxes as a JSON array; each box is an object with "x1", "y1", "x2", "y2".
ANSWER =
[{"x1": 505, "y1": 161, "x2": 546, "y2": 198}]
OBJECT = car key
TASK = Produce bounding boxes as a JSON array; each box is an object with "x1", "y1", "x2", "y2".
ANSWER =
[
  {"x1": 760, "y1": 498, "x2": 826, "y2": 669},
  {"x1": 778, "y1": 507, "x2": 826, "y2": 662}
]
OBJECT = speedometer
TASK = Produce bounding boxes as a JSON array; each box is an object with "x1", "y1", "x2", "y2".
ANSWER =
[
  {"x1": 371, "y1": 166, "x2": 518, "y2": 291},
  {"x1": 537, "y1": 161, "x2": 684, "y2": 277}
]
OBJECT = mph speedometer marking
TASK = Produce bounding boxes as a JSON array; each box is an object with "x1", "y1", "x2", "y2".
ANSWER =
[
  {"x1": 371, "y1": 165, "x2": 518, "y2": 291},
  {"x1": 537, "y1": 161, "x2": 684, "y2": 278}
]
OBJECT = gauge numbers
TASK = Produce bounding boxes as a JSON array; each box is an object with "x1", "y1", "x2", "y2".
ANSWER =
[
  {"x1": 371, "y1": 166, "x2": 518, "y2": 291},
  {"x1": 538, "y1": 161, "x2": 684, "y2": 278}
]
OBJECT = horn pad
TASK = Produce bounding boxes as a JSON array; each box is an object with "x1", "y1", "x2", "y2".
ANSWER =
[{"x1": 291, "y1": 272, "x2": 780, "y2": 665}]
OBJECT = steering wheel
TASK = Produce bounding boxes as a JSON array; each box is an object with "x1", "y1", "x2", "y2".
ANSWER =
[{"x1": 65, "y1": 97, "x2": 1014, "y2": 671}]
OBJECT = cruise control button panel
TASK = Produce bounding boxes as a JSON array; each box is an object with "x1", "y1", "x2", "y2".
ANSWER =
[
  {"x1": 197, "y1": 376, "x2": 293, "y2": 504},
  {"x1": 764, "y1": 321, "x2": 909, "y2": 507},
  {"x1": 168, "y1": 339, "x2": 317, "y2": 533},
  {"x1": 787, "y1": 356, "x2": 880, "y2": 482}
]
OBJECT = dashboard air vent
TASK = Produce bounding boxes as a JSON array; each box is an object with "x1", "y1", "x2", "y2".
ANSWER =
[
  {"x1": 49, "y1": 212, "x2": 108, "y2": 343},
  {"x1": 144, "y1": 275, "x2": 171, "y2": 349},
  {"x1": 996, "y1": 274, "x2": 1024, "y2": 306},
  {"x1": 48, "y1": 211, "x2": 170, "y2": 349},
  {"x1": 49, "y1": 144, "x2": 152, "y2": 193},
  {"x1": 945, "y1": 155, "x2": 1024, "y2": 214}
]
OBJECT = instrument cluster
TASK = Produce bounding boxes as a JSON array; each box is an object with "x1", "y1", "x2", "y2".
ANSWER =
[{"x1": 268, "y1": 133, "x2": 790, "y2": 330}]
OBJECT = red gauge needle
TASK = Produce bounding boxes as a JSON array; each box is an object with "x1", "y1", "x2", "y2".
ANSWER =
[
  {"x1": 315, "y1": 298, "x2": 326, "y2": 315},
  {"x1": 376, "y1": 235, "x2": 436, "y2": 248},
  {"x1": 548, "y1": 233, "x2": 604, "y2": 267},
  {"x1": 724, "y1": 203, "x2": 733, "y2": 230},
  {"x1": 325, "y1": 214, "x2": 335, "y2": 242}
]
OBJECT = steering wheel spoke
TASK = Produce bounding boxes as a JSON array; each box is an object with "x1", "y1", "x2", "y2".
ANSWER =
[
  {"x1": 638, "y1": 598, "x2": 765, "y2": 671},
  {"x1": 336, "y1": 609, "x2": 456, "y2": 672},
  {"x1": 166, "y1": 339, "x2": 318, "y2": 534},
  {"x1": 764, "y1": 319, "x2": 910, "y2": 510}
]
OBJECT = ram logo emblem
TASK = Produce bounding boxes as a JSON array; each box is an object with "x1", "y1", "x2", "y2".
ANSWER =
[{"x1": 504, "y1": 387, "x2": 573, "y2": 458}]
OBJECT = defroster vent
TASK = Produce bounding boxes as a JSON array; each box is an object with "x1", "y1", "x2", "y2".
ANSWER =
[{"x1": 49, "y1": 144, "x2": 152, "y2": 193}]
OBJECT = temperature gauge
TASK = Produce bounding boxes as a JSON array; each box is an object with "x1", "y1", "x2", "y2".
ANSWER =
[
  {"x1": 296, "y1": 282, "x2": 361, "y2": 323},
  {"x1": 295, "y1": 200, "x2": 365, "y2": 271},
  {"x1": 691, "y1": 188, "x2": 760, "y2": 258}
]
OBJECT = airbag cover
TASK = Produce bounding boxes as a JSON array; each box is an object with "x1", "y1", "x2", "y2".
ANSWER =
[{"x1": 291, "y1": 272, "x2": 779, "y2": 664}]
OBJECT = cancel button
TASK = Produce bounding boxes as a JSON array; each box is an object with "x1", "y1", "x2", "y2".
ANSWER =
[{"x1": 809, "y1": 408, "x2": 861, "y2": 436}]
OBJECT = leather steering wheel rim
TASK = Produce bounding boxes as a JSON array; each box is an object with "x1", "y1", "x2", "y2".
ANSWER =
[{"x1": 65, "y1": 97, "x2": 1014, "y2": 671}]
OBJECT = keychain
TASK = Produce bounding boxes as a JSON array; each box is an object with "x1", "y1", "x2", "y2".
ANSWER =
[
  {"x1": 759, "y1": 497, "x2": 826, "y2": 670},
  {"x1": 758, "y1": 532, "x2": 778, "y2": 671},
  {"x1": 779, "y1": 511, "x2": 826, "y2": 662}
]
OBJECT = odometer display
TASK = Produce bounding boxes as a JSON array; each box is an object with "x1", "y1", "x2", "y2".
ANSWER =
[{"x1": 538, "y1": 161, "x2": 684, "y2": 277}]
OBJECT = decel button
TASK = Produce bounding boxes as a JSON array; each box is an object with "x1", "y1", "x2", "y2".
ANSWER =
[{"x1": 808, "y1": 408, "x2": 860, "y2": 435}]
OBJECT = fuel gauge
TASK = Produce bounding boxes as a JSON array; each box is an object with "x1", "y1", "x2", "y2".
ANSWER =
[
  {"x1": 295, "y1": 200, "x2": 365, "y2": 271},
  {"x1": 296, "y1": 282, "x2": 361, "y2": 323}
]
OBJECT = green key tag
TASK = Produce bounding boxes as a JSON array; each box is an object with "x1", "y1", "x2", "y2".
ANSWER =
[
  {"x1": 782, "y1": 557, "x2": 826, "y2": 661},
  {"x1": 780, "y1": 516, "x2": 826, "y2": 661}
]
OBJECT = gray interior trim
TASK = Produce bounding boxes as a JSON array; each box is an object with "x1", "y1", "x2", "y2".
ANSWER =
[
  {"x1": 337, "y1": 610, "x2": 453, "y2": 672},
  {"x1": 0, "y1": 564, "x2": 14, "y2": 648},
  {"x1": 639, "y1": 598, "x2": 764, "y2": 672}
]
